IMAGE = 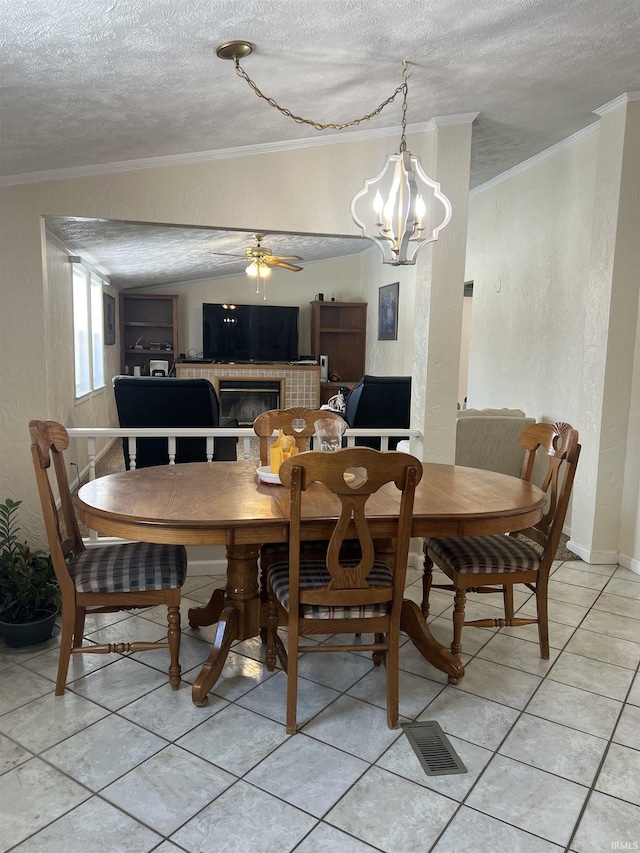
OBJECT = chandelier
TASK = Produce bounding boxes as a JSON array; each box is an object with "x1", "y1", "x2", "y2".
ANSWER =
[
  {"x1": 350, "y1": 64, "x2": 452, "y2": 265},
  {"x1": 216, "y1": 43, "x2": 452, "y2": 266}
]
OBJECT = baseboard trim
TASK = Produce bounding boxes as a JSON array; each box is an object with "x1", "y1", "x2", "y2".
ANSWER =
[
  {"x1": 617, "y1": 553, "x2": 640, "y2": 575},
  {"x1": 566, "y1": 540, "x2": 620, "y2": 566},
  {"x1": 409, "y1": 546, "x2": 423, "y2": 570},
  {"x1": 186, "y1": 558, "x2": 229, "y2": 576}
]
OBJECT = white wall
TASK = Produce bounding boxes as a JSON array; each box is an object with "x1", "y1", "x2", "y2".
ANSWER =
[
  {"x1": 458, "y1": 294, "x2": 473, "y2": 407},
  {"x1": 359, "y1": 247, "x2": 417, "y2": 377},
  {"x1": 620, "y1": 294, "x2": 640, "y2": 564},
  {"x1": 466, "y1": 98, "x2": 640, "y2": 569},
  {"x1": 466, "y1": 130, "x2": 597, "y2": 418}
]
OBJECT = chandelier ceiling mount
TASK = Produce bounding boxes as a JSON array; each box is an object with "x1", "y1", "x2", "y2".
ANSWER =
[{"x1": 216, "y1": 41, "x2": 254, "y2": 62}]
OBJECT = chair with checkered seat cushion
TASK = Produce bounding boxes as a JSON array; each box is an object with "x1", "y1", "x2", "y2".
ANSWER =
[
  {"x1": 30, "y1": 419, "x2": 188, "y2": 696},
  {"x1": 422, "y1": 422, "x2": 580, "y2": 664},
  {"x1": 266, "y1": 447, "x2": 422, "y2": 734},
  {"x1": 268, "y1": 558, "x2": 393, "y2": 619},
  {"x1": 253, "y1": 407, "x2": 350, "y2": 638}
]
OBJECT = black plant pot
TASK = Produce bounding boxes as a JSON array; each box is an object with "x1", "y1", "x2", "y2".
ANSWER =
[{"x1": 0, "y1": 607, "x2": 58, "y2": 648}]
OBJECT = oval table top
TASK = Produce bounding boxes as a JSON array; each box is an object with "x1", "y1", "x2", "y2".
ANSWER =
[{"x1": 75, "y1": 460, "x2": 546, "y2": 544}]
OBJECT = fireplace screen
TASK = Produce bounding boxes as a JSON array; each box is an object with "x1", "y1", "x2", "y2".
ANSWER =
[{"x1": 218, "y1": 380, "x2": 282, "y2": 426}]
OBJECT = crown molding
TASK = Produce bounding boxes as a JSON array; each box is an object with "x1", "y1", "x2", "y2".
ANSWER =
[
  {"x1": 3, "y1": 131, "x2": 393, "y2": 187},
  {"x1": 0, "y1": 116, "x2": 474, "y2": 187},
  {"x1": 594, "y1": 91, "x2": 640, "y2": 116},
  {"x1": 424, "y1": 113, "x2": 479, "y2": 130},
  {"x1": 45, "y1": 231, "x2": 70, "y2": 255},
  {"x1": 471, "y1": 120, "x2": 601, "y2": 196},
  {"x1": 45, "y1": 229, "x2": 111, "y2": 282}
]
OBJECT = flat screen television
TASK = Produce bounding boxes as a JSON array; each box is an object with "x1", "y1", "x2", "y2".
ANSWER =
[{"x1": 202, "y1": 302, "x2": 299, "y2": 362}]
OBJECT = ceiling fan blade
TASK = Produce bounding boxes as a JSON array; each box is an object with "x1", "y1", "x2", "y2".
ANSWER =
[
  {"x1": 272, "y1": 254, "x2": 303, "y2": 261},
  {"x1": 210, "y1": 251, "x2": 246, "y2": 258},
  {"x1": 210, "y1": 258, "x2": 247, "y2": 267},
  {"x1": 269, "y1": 258, "x2": 303, "y2": 272}
]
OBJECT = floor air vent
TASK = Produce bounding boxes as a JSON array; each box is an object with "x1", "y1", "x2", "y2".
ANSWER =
[{"x1": 401, "y1": 721, "x2": 468, "y2": 776}]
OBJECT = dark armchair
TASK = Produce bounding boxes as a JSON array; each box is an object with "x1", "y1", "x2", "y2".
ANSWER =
[
  {"x1": 343, "y1": 375, "x2": 412, "y2": 450},
  {"x1": 113, "y1": 376, "x2": 238, "y2": 468}
]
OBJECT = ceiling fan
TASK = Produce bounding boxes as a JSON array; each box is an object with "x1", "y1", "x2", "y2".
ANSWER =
[{"x1": 211, "y1": 234, "x2": 304, "y2": 273}]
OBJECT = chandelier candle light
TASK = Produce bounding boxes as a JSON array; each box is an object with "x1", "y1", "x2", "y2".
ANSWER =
[
  {"x1": 350, "y1": 63, "x2": 452, "y2": 265},
  {"x1": 216, "y1": 43, "x2": 452, "y2": 267}
]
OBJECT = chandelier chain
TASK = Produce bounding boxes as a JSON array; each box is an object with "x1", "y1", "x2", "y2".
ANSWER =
[
  {"x1": 232, "y1": 57, "x2": 409, "y2": 133},
  {"x1": 400, "y1": 67, "x2": 409, "y2": 152}
]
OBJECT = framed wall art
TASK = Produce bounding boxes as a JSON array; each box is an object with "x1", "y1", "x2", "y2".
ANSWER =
[
  {"x1": 103, "y1": 293, "x2": 116, "y2": 345},
  {"x1": 378, "y1": 282, "x2": 399, "y2": 341}
]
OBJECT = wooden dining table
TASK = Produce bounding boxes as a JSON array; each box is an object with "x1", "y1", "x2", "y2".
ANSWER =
[{"x1": 74, "y1": 460, "x2": 546, "y2": 705}]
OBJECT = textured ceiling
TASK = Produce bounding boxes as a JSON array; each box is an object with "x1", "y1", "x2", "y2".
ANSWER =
[
  {"x1": 45, "y1": 218, "x2": 370, "y2": 288},
  {"x1": 2, "y1": 0, "x2": 639, "y2": 185},
  {"x1": 4, "y1": 0, "x2": 640, "y2": 286}
]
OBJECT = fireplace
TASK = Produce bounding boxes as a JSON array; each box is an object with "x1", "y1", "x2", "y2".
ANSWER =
[
  {"x1": 175, "y1": 364, "x2": 321, "y2": 411},
  {"x1": 218, "y1": 379, "x2": 284, "y2": 426}
]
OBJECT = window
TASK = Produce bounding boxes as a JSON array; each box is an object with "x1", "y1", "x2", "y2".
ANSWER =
[{"x1": 72, "y1": 265, "x2": 105, "y2": 397}]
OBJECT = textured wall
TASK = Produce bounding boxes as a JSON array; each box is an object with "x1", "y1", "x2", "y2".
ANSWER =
[
  {"x1": 620, "y1": 296, "x2": 640, "y2": 564},
  {"x1": 360, "y1": 252, "x2": 416, "y2": 378},
  {"x1": 575, "y1": 102, "x2": 640, "y2": 561},
  {"x1": 466, "y1": 101, "x2": 640, "y2": 568}
]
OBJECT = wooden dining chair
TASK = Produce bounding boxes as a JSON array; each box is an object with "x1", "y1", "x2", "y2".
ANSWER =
[
  {"x1": 265, "y1": 447, "x2": 422, "y2": 734},
  {"x1": 253, "y1": 406, "x2": 345, "y2": 466},
  {"x1": 253, "y1": 407, "x2": 347, "y2": 637},
  {"x1": 29, "y1": 419, "x2": 188, "y2": 696},
  {"x1": 422, "y1": 421, "x2": 580, "y2": 663}
]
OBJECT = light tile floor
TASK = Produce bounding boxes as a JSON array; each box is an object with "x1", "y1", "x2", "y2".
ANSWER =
[{"x1": 1, "y1": 559, "x2": 639, "y2": 852}]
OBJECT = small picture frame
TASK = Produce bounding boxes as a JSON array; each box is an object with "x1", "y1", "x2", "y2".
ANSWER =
[
  {"x1": 103, "y1": 293, "x2": 116, "y2": 345},
  {"x1": 378, "y1": 282, "x2": 399, "y2": 341}
]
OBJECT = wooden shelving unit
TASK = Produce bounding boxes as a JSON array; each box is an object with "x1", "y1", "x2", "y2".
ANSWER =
[
  {"x1": 310, "y1": 300, "x2": 367, "y2": 387},
  {"x1": 120, "y1": 293, "x2": 178, "y2": 375}
]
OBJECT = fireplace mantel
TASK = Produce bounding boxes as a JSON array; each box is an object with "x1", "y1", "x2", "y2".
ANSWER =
[{"x1": 175, "y1": 363, "x2": 321, "y2": 411}]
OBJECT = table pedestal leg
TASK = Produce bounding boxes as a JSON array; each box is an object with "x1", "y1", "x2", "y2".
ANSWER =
[
  {"x1": 188, "y1": 588, "x2": 226, "y2": 628},
  {"x1": 189, "y1": 544, "x2": 260, "y2": 705},
  {"x1": 191, "y1": 607, "x2": 239, "y2": 706},
  {"x1": 401, "y1": 599, "x2": 465, "y2": 683}
]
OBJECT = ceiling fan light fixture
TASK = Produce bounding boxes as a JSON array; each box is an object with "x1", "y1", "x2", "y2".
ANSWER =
[
  {"x1": 246, "y1": 257, "x2": 272, "y2": 299},
  {"x1": 246, "y1": 259, "x2": 271, "y2": 278}
]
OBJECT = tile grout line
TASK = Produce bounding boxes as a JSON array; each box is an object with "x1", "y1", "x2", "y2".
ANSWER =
[
  {"x1": 2, "y1": 556, "x2": 639, "y2": 850},
  {"x1": 422, "y1": 558, "x2": 637, "y2": 852},
  {"x1": 563, "y1": 655, "x2": 640, "y2": 852}
]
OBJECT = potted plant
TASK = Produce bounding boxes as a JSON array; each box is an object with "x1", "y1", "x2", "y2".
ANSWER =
[{"x1": 0, "y1": 498, "x2": 61, "y2": 648}]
